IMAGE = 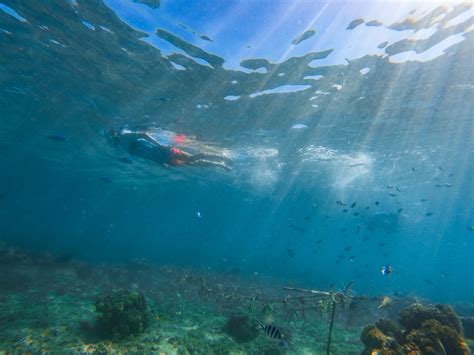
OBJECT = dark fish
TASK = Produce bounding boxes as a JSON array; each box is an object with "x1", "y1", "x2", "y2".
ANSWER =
[
  {"x1": 420, "y1": 199, "x2": 427, "y2": 202},
  {"x1": 411, "y1": 167, "x2": 415, "y2": 172},
  {"x1": 366, "y1": 206, "x2": 370, "y2": 210},
  {"x1": 363, "y1": 235, "x2": 369, "y2": 241},
  {"x1": 375, "y1": 201, "x2": 380, "y2": 206},
  {"x1": 381, "y1": 265, "x2": 393, "y2": 276},
  {"x1": 343, "y1": 209, "x2": 348, "y2": 213},
  {"x1": 397, "y1": 208, "x2": 403, "y2": 214},
  {"x1": 316, "y1": 239, "x2": 322, "y2": 244},
  {"x1": 200, "y1": 35, "x2": 212, "y2": 41},
  {"x1": 99, "y1": 176, "x2": 113, "y2": 183},
  {"x1": 344, "y1": 246, "x2": 352, "y2": 251},
  {"x1": 304, "y1": 216, "x2": 310, "y2": 221},
  {"x1": 387, "y1": 185, "x2": 393, "y2": 189},
  {"x1": 353, "y1": 212, "x2": 360, "y2": 216},
  {"x1": 389, "y1": 193, "x2": 397, "y2": 197},
  {"x1": 47, "y1": 134, "x2": 67, "y2": 142},
  {"x1": 118, "y1": 156, "x2": 133, "y2": 164},
  {"x1": 397, "y1": 187, "x2": 402, "y2": 192},
  {"x1": 438, "y1": 166, "x2": 445, "y2": 172},
  {"x1": 468, "y1": 226, "x2": 474, "y2": 232},
  {"x1": 351, "y1": 202, "x2": 357, "y2": 208},
  {"x1": 425, "y1": 212, "x2": 433, "y2": 217},
  {"x1": 286, "y1": 249, "x2": 294, "y2": 258},
  {"x1": 256, "y1": 321, "x2": 284, "y2": 341},
  {"x1": 424, "y1": 279, "x2": 433, "y2": 285}
]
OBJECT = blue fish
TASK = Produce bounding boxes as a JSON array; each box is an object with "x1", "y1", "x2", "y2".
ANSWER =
[
  {"x1": 381, "y1": 265, "x2": 393, "y2": 276},
  {"x1": 118, "y1": 156, "x2": 133, "y2": 164}
]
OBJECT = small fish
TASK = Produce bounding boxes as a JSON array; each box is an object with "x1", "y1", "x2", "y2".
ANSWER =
[
  {"x1": 47, "y1": 134, "x2": 67, "y2": 142},
  {"x1": 437, "y1": 166, "x2": 445, "y2": 172},
  {"x1": 411, "y1": 167, "x2": 415, "y2": 172},
  {"x1": 389, "y1": 193, "x2": 397, "y2": 197},
  {"x1": 344, "y1": 246, "x2": 352, "y2": 251},
  {"x1": 343, "y1": 209, "x2": 348, "y2": 213},
  {"x1": 196, "y1": 211, "x2": 202, "y2": 218},
  {"x1": 118, "y1": 156, "x2": 133, "y2": 164},
  {"x1": 420, "y1": 198, "x2": 427, "y2": 202},
  {"x1": 304, "y1": 216, "x2": 310, "y2": 221},
  {"x1": 397, "y1": 187, "x2": 402, "y2": 192},
  {"x1": 445, "y1": 183, "x2": 451, "y2": 187},
  {"x1": 375, "y1": 201, "x2": 380, "y2": 206},
  {"x1": 316, "y1": 239, "x2": 322, "y2": 244},
  {"x1": 365, "y1": 206, "x2": 370, "y2": 210},
  {"x1": 351, "y1": 202, "x2": 357, "y2": 208},
  {"x1": 425, "y1": 212, "x2": 433, "y2": 217},
  {"x1": 99, "y1": 176, "x2": 113, "y2": 183},
  {"x1": 397, "y1": 208, "x2": 403, "y2": 214},
  {"x1": 256, "y1": 321, "x2": 286, "y2": 342},
  {"x1": 378, "y1": 296, "x2": 392, "y2": 309},
  {"x1": 387, "y1": 184, "x2": 393, "y2": 189},
  {"x1": 353, "y1": 212, "x2": 360, "y2": 216},
  {"x1": 381, "y1": 265, "x2": 393, "y2": 276},
  {"x1": 467, "y1": 226, "x2": 474, "y2": 232},
  {"x1": 287, "y1": 249, "x2": 294, "y2": 258},
  {"x1": 435, "y1": 184, "x2": 443, "y2": 188},
  {"x1": 336, "y1": 200, "x2": 346, "y2": 206}
]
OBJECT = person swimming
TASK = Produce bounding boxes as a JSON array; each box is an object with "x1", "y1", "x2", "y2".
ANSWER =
[{"x1": 108, "y1": 127, "x2": 233, "y2": 171}]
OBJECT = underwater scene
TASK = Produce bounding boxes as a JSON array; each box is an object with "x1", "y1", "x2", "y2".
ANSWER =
[{"x1": 0, "y1": 0, "x2": 473, "y2": 353}]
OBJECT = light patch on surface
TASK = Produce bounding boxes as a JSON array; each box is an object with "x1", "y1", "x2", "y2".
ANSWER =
[
  {"x1": 389, "y1": 33, "x2": 466, "y2": 63},
  {"x1": 332, "y1": 84, "x2": 343, "y2": 91},
  {"x1": 315, "y1": 90, "x2": 331, "y2": 95},
  {"x1": 0, "y1": 4, "x2": 27, "y2": 22},
  {"x1": 445, "y1": 8, "x2": 473, "y2": 28},
  {"x1": 99, "y1": 25, "x2": 112, "y2": 33},
  {"x1": 291, "y1": 124, "x2": 307, "y2": 129},
  {"x1": 249, "y1": 85, "x2": 311, "y2": 98},
  {"x1": 304, "y1": 75, "x2": 323, "y2": 80},
  {"x1": 278, "y1": 72, "x2": 285, "y2": 77},
  {"x1": 360, "y1": 67, "x2": 370, "y2": 75},
  {"x1": 408, "y1": 26, "x2": 437, "y2": 40},
  {"x1": 224, "y1": 95, "x2": 240, "y2": 101},
  {"x1": 81, "y1": 20, "x2": 95, "y2": 30},
  {"x1": 48, "y1": 39, "x2": 66, "y2": 47},
  {"x1": 231, "y1": 80, "x2": 238, "y2": 84},
  {"x1": 312, "y1": 104, "x2": 319, "y2": 108},
  {"x1": 196, "y1": 104, "x2": 209, "y2": 109},
  {"x1": 170, "y1": 61, "x2": 186, "y2": 70}
]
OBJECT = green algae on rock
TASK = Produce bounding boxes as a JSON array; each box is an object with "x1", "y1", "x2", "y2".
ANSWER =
[{"x1": 95, "y1": 289, "x2": 150, "y2": 339}]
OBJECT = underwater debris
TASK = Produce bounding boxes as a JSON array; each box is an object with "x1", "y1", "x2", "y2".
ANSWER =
[
  {"x1": 94, "y1": 289, "x2": 150, "y2": 339},
  {"x1": 224, "y1": 314, "x2": 259, "y2": 343},
  {"x1": 361, "y1": 303, "x2": 470, "y2": 355}
]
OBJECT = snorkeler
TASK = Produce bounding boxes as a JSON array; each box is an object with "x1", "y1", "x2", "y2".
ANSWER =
[{"x1": 108, "y1": 127, "x2": 233, "y2": 171}]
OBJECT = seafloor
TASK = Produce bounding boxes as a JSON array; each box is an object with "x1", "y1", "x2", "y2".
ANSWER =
[{"x1": 0, "y1": 244, "x2": 472, "y2": 354}]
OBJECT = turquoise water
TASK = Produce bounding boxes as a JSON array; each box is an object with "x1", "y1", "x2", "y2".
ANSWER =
[{"x1": 0, "y1": 0, "x2": 473, "y2": 353}]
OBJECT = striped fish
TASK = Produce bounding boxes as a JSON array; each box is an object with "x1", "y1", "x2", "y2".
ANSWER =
[{"x1": 256, "y1": 320, "x2": 283, "y2": 340}]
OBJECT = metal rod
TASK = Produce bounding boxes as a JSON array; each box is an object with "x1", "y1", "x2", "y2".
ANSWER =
[{"x1": 326, "y1": 300, "x2": 337, "y2": 355}]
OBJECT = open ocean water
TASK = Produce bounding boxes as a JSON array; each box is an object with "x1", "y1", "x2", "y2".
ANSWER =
[{"x1": 0, "y1": 0, "x2": 473, "y2": 353}]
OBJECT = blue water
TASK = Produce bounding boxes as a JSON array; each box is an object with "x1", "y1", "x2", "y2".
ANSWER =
[{"x1": 1, "y1": 0, "x2": 473, "y2": 309}]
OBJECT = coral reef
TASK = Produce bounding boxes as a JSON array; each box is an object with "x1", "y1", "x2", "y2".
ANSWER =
[
  {"x1": 94, "y1": 289, "x2": 150, "y2": 339},
  {"x1": 224, "y1": 314, "x2": 259, "y2": 343},
  {"x1": 361, "y1": 303, "x2": 470, "y2": 355}
]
